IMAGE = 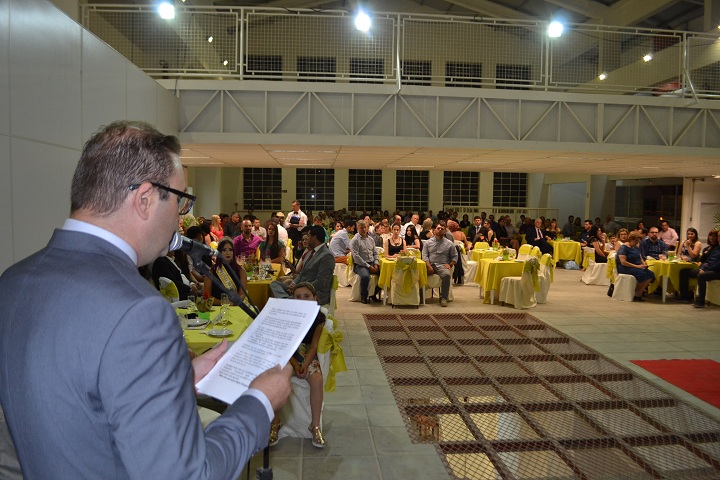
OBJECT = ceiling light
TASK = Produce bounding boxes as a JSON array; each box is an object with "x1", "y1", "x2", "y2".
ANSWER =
[
  {"x1": 643, "y1": 53, "x2": 652, "y2": 62},
  {"x1": 207, "y1": 35, "x2": 213, "y2": 43},
  {"x1": 222, "y1": 60, "x2": 229, "y2": 66},
  {"x1": 598, "y1": 72, "x2": 607, "y2": 81},
  {"x1": 158, "y1": 2, "x2": 175, "y2": 20},
  {"x1": 548, "y1": 21, "x2": 563, "y2": 38},
  {"x1": 396, "y1": 165, "x2": 432, "y2": 168},
  {"x1": 355, "y1": 10, "x2": 371, "y2": 32}
]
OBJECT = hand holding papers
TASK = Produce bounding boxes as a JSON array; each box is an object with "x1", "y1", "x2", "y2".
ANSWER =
[{"x1": 196, "y1": 298, "x2": 320, "y2": 404}]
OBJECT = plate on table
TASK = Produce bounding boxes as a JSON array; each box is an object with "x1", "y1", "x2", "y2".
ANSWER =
[
  {"x1": 206, "y1": 329, "x2": 233, "y2": 337},
  {"x1": 185, "y1": 318, "x2": 210, "y2": 329}
]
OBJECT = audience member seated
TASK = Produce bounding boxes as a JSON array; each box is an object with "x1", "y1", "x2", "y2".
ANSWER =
[
  {"x1": 203, "y1": 238, "x2": 247, "y2": 305},
  {"x1": 404, "y1": 223, "x2": 421, "y2": 250},
  {"x1": 676, "y1": 229, "x2": 720, "y2": 307},
  {"x1": 579, "y1": 219, "x2": 593, "y2": 247},
  {"x1": 606, "y1": 234, "x2": 617, "y2": 252},
  {"x1": 527, "y1": 218, "x2": 554, "y2": 256},
  {"x1": 233, "y1": 219, "x2": 263, "y2": 260},
  {"x1": 499, "y1": 216, "x2": 521, "y2": 251},
  {"x1": 384, "y1": 223, "x2": 407, "y2": 259},
  {"x1": 200, "y1": 222, "x2": 217, "y2": 245},
  {"x1": 419, "y1": 218, "x2": 434, "y2": 244},
  {"x1": 251, "y1": 218, "x2": 267, "y2": 240},
  {"x1": 603, "y1": 215, "x2": 622, "y2": 235},
  {"x1": 459, "y1": 214, "x2": 470, "y2": 229},
  {"x1": 680, "y1": 227, "x2": 702, "y2": 262},
  {"x1": 422, "y1": 222, "x2": 458, "y2": 307},
  {"x1": 152, "y1": 251, "x2": 198, "y2": 301},
  {"x1": 472, "y1": 219, "x2": 495, "y2": 245},
  {"x1": 258, "y1": 222, "x2": 286, "y2": 264},
  {"x1": 329, "y1": 219, "x2": 355, "y2": 263},
  {"x1": 401, "y1": 214, "x2": 421, "y2": 237},
  {"x1": 269, "y1": 282, "x2": 327, "y2": 449},
  {"x1": 658, "y1": 220, "x2": 679, "y2": 248},
  {"x1": 447, "y1": 220, "x2": 469, "y2": 252},
  {"x1": 588, "y1": 226, "x2": 608, "y2": 263},
  {"x1": 640, "y1": 227, "x2": 667, "y2": 260},
  {"x1": 614, "y1": 228, "x2": 629, "y2": 251},
  {"x1": 350, "y1": 220, "x2": 380, "y2": 304},
  {"x1": 210, "y1": 215, "x2": 225, "y2": 240},
  {"x1": 617, "y1": 231, "x2": 655, "y2": 302},
  {"x1": 546, "y1": 219, "x2": 561, "y2": 239},
  {"x1": 372, "y1": 223, "x2": 386, "y2": 247},
  {"x1": 329, "y1": 221, "x2": 344, "y2": 240},
  {"x1": 467, "y1": 216, "x2": 482, "y2": 244}
]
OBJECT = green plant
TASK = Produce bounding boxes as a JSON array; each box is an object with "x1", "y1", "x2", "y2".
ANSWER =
[{"x1": 714, "y1": 212, "x2": 720, "y2": 231}]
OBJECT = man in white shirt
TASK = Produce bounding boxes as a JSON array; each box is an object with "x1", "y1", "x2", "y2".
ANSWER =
[
  {"x1": 275, "y1": 212, "x2": 289, "y2": 244},
  {"x1": 251, "y1": 218, "x2": 267, "y2": 240},
  {"x1": 401, "y1": 214, "x2": 421, "y2": 237},
  {"x1": 284, "y1": 200, "x2": 307, "y2": 255},
  {"x1": 658, "y1": 220, "x2": 679, "y2": 248}
]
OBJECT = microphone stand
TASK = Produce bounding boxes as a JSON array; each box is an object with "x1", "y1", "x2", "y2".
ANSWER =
[{"x1": 186, "y1": 252, "x2": 274, "y2": 480}]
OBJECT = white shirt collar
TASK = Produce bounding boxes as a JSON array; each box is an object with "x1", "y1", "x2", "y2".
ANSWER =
[{"x1": 62, "y1": 218, "x2": 138, "y2": 265}]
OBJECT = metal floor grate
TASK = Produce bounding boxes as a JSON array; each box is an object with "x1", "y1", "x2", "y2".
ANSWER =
[{"x1": 364, "y1": 313, "x2": 720, "y2": 480}]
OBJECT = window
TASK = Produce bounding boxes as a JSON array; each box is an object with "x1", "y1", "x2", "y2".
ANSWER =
[
  {"x1": 348, "y1": 169, "x2": 382, "y2": 211},
  {"x1": 396, "y1": 170, "x2": 428, "y2": 212},
  {"x1": 243, "y1": 168, "x2": 282, "y2": 211},
  {"x1": 496, "y1": 64, "x2": 532, "y2": 90},
  {"x1": 493, "y1": 172, "x2": 527, "y2": 207},
  {"x1": 350, "y1": 58, "x2": 384, "y2": 83},
  {"x1": 296, "y1": 169, "x2": 334, "y2": 211},
  {"x1": 297, "y1": 56, "x2": 336, "y2": 82},
  {"x1": 245, "y1": 55, "x2": 282, "y2": 79},
  {"x1": 443, "y1": 171, "x2": 479, "y2": 207},
  {"x1": 401, "y1": 60, "x2": 431, "y2": 86},
  {"x1": 445, "y1": 62, "x2": 482, "y2": 87}
]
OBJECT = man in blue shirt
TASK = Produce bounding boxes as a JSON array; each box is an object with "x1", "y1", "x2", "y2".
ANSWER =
[
  {"x1": 640, "y1": 227, "x2": 667, "y2": 260},
  {"x1": 329, "y1": 219, "x2": 355, "y2": 264}
]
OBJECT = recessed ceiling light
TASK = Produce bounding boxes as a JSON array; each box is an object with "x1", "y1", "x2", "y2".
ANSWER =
[
  {"x1": 598, "y1": 72, "x2": 607, "y2": 81},
  {"x1": 643, "y1": 53, "x2": 652, "y2": 62},
  {"x1": 157, "y1": 2, "x2": 174, "y2": 19},
  {"x1": 548, "y1": 21, "x2": 563, "y2": 38},
  {"x1": 207, "y1": 35, "x2": 214, "y2": 43}
]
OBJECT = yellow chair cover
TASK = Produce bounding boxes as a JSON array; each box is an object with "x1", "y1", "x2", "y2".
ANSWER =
[
  {"x1": 540, "y1": 254, "x2": 555, "y2": 282},
  {"x1": 393, "y1": 257, "x2": 419, "y2": 294},
  {"x1": 286, "y1": 239, "x2": 294, "y2": 264},
  {"x1": 474, "y1": 242, "x2": 490, "y2": 250},
  {"x1": 582, "y1": 249, "x2": 595, "y2": 269},
  {"x1": 518, "y1": 244, "x2": 532, "y2": 256},
  {"x1": 316, "y1": 315, "x2": 348, "y2": 392},
  {"x1": 523, "y1": 257, "x2": 541, "y2": 291},
  {"x1": 606, "y1": 257, "x2": 617, "y2": 283},
  {"x1": 160, "y1": 282, "x2": 179, "y2": 302}
]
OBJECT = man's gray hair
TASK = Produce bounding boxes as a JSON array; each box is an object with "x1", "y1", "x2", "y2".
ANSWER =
[{"x1": 71, "y1": 121, "x2": 181, "y2": 216}]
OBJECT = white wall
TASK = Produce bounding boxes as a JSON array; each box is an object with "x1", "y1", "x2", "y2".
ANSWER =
[
  {"x1": 0, "y1": 0, "x2": 178, "y2": 273},
  {"x1": 548, "y1": 182, "x2": 587, "y2": 222},
  {"x1": 682, "y1": 177, "x2": 720, "y2": 243}
]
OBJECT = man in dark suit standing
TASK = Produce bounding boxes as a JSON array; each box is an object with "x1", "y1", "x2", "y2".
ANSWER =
[
  {"x1": 528, "y1": 217, "x2": 554, "y2": 256},
  {"x1": 270, "y1": 226, "x2": 335, "y2": 306},
  {"x1": 0, "y1": 121, "x2": 292, "y2": 479}
]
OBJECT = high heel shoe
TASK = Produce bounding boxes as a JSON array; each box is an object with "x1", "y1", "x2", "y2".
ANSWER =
[{"x1": 308, "y1": 424, "x2": 325, "y2": 448}]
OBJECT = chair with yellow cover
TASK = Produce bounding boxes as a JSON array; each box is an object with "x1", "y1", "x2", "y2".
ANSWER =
[
  {"x1": 158, "y1": 277, "x2": 179, "y2": 303},
  {"x1": 517, "y1": 244, "x2": 533, "y2": 261},
  {"x1": 704, "y1": 281, "x2": 720, "y2": 306},
  {"x1": 276, "y1": 311, "x2": 348, "y2": 443},
  {"x1": 390, "y1": 256, "x2": 420, "y2": 307},
  {"x1": 499, "y1": 257, "x2": 539, "y2": 309},
  {"x1": 530, "y1": 246, "x2": 542, "y2": 259},
  {"x1": 536, "y1": 254, "x2": 554, "y2": 304},
  {"x1": 581, "y1": 250, "x2": 610, "y2": 286},
  {"x1": 347, "y1": 256, "x2": 379, "y2": 302},
  {"x1": 474, "y1": 241, "x2": 490, "y2": 250}
]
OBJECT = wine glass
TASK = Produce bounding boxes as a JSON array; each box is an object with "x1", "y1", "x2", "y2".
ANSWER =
[
  {"x1": 187, "y1": 295, "x2": 197, "y2": 314},
  {"x1": 221, "y1": 293, "x2": 230, "y2": 308}
]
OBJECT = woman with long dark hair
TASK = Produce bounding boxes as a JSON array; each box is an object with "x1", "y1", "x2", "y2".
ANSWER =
[
  {"x1": 677, "y1": 229, "x2": 720, "y2": 307},
  {"x1": 203, "y1": 238, "x2": 247, "y2": 305},
  {"x1": 258, "y1": 222, "x2": 285, "y2": 264},
  {"x1": 680, "y1": 228, "x2": 702, "y2": 262}
]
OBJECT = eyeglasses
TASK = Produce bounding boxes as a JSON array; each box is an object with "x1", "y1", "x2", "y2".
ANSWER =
[{"x1": 129, "y1": 182, "x2": 196, "y2": 215}]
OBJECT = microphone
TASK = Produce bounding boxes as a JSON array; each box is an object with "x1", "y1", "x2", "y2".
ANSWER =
[{"x1": 168, "y1": 232, "x2": 219, "y2": 259}]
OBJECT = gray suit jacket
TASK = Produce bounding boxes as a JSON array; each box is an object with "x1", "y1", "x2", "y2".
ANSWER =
[
  {"x1": 294, "y1": 244, "x2": 335, "y2": 305},
  {"x1": 0, "y1": 229, "x2": 269, "y2": 479}
]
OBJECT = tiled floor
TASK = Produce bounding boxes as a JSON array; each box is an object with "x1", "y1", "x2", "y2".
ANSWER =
[{"x1": 245, "y1": 269, "x2": 720, "y2": 480}]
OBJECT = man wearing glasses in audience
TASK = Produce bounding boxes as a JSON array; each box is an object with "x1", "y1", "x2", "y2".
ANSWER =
[
  {"x1": 0, "y1": 121, "x2": 292, "y2": 479},
  {"x1": 641, "y1": 227, "x2": 668, "y2": 260}
]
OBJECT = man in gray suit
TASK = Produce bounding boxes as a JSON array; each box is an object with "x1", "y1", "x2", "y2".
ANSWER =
[
  {"x1": 0, "y1": 121, "x2": 292, "y2": 479},
  {"x1": 270, "y1": 225, "x2": 335, "y2": 305}
]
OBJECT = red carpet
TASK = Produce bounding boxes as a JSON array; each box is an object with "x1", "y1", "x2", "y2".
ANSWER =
[{"x1": 631, "y1": 359, "x2": 720, "y2": 409}]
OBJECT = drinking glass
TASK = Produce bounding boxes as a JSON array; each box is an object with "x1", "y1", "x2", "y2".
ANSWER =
[
  {"x1": 221, "y1": 293, "x2": 230, "y2": 307},
  {"x1": 187, "y1": 295, "x2": 197, "y2": 313}
]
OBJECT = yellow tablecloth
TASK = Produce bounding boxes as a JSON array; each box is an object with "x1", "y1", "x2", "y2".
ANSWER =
[
  {"x1": 378, "y1": 257, "x2": 428, "y2": 289},
  {"x1": 647, "y1": 259, "x2": 698, "y2": 295},
  {"x1": 471, "y1": 249, "x2": 506, "y2": 263},
  {"x1": 245, "y1": 263, "x2": 281, "y2": 310},
  {"x1": 475, "y1": 258, "x2": 524, "y2": 304},
  {"x1": 180, "y1": 306, "x2": 347, "y2": 391},
  {"x1": 549, "y1": 240, "x2": 582, "y2": 265}
]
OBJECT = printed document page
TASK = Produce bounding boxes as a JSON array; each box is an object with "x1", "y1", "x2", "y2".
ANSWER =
[{"x1": 196, "y1": 297, "x2": 319, "y2": 404}]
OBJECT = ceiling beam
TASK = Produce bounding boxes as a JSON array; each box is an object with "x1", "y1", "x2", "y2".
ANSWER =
[
  {"x1": 441, "y1": 0, "x2": 534, "y2": 19},
  {"x1": 603, "y1": 0, "x2": 683, "y2": 27},
  {"x1": 544, "y1": 0, "x2": 609, "y2": 19}
]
